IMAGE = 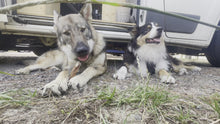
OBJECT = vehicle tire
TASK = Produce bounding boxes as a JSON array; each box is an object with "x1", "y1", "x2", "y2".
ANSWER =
[{"x1": 205, "y1": 26, "x2": 220, "y2": 67}]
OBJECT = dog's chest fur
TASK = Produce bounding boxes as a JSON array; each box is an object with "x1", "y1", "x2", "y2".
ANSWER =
[
  {"x1": 134, "y1": 43, "x2": 167, "y2": 63},
  {"x1": 131, "y1": 43, "x2": 169, "y2": 74}
]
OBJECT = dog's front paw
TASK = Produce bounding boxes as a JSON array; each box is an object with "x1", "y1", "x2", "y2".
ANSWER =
[
  {"x1": 160, "y1": 75, "x2": 176, "y2": 84},
  {"x1": 113, "y1": 66, "x2": 128, "y2": 80},
  {"x1": 41, "y1": 78, "x2": 68, "y2": 96},
  {"x1": 15, "y1": 68, "x2": 30, "y2": 75},
  {"x1": 68, "y1": 75, "x2": 88, "y2": 90}
]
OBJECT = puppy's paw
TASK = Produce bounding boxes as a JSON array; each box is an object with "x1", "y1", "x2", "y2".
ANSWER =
[
  {"x1": 160, "y1": 75, "x2": 176, "y2": 84},
  {"x1": 113, "y1": 66, "x2": 128, "y2": 80},
  {"x1": 15, "y1": 68, "x2": 30, "y2": 75},
  {"x1": 68, "y1": 75, "x2": 87, "y2": 90},
  {"x1": 178, "y1": 68, "x2": 188, "y2": 75},
  {"x1": 41, "y1": 78, "x2": 68, "y2": 96}
]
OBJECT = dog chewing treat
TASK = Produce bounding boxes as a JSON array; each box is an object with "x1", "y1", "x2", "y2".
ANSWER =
[
  {"x1": 16, "y1": 3, "x2": 107, "y2": 96},
  {"x1": 69, "y1": 62, "x2": 81, "y2": 79},
  {"x1": 114, "y1": 22, "x2": 201, "y2": 83}
]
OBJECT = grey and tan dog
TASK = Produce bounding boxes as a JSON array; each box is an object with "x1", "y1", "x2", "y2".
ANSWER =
[
  {"x1": 16, "y1": 4, "x2": 106, "y2": 96},
  {"x1": 113, "y1": 22, "x2": 201, "y2": 83}
]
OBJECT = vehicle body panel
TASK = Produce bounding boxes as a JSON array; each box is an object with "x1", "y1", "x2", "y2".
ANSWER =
[
  {"x1": 164, "y1": 0, "x2": 220, "y2": 48},
  {"x1": 139, "y1": 0, "x2": 220, "y2": 48},
  {"x1": 1, "y1": 0, "x2": 220, "y2": 55}
]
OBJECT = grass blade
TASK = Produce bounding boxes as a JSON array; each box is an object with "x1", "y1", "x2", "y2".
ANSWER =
[{"x1": 0, "y1": 71, "x2": 15, "y2": 76}]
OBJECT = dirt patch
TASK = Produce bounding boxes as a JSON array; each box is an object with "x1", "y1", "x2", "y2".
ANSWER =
[{"x1": 0, "y1": 54, "x2": 219, "y2": 124}]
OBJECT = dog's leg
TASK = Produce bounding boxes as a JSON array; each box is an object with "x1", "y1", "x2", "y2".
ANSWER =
[
  {"x1": 169, "y1": 56, "x2": 188, "y2": 75},
  {"x1": 114, "y1": 48, "x2": 137, "y2": 80},
  {"x1": 41, "y1": 70, "x2": 69, "y2": 96},
  {"x1": 15, "y1": 50, "x2": 64, "y2": 74},
  {"x1": 158, "y1": 69, "x2": 176, "y2": 84},
  {"x1": 113, "y1": 58, "x2": 148, "y2": 79},
  {"x1": 182, "y1": 65, "x2": 201, "y2": 72},
  {"x1": 156, "y1": 59, "x2": 176, "y2": 83},
  {"x1": 16, "y1": 63, "x2": 45, "y2": 75},
  {"x1": 41, "y1": 58, "x2": 76, "y2": 96},
  {"x1": 113, "y1": 66, "x2": 128, "y2": 80},
  {"x1": 69, "y1": 66, "x2": 106, "y2": 89},
  {"x1": 172, "y1": 63, "x2": 188, "y2": 75},
  {"x1": 137, "y1": 58, "x2": 148, "y2": 77},
  {"x1": 69, "y1": 53, "x2": 106, "y2": 89},
  {"x1": 172, "y1": 63, "x2": 201, "y2": 75},
  {"x1": 170, "y1": 56, "x2": 201, "y2": 75}
]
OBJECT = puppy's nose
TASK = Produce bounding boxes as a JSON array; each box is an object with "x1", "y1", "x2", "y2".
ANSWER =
[
  {"x1": 75, "y1": 42, "x2": 89, "y2": 57},
  {"x1": 157, "y1": 28, "x2": 163, "y2": 33}
]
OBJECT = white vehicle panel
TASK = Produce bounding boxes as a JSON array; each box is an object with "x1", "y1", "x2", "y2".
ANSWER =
[
  {"x1": 164, "y1": 0, "x2": 220, "y2": 47},
  {"x1": 139, "y1": 0, "x2": 164, "y2": 27}
]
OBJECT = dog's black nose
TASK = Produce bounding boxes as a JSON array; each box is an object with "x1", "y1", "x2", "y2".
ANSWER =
[
  {"x1": 157, "y1": 28, "x2": 163, "y2": 33},
  {"x1": 75, "y1": 42, "x2": 89, "y2": 57}
]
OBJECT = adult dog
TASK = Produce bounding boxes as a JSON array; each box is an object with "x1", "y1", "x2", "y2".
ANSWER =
[
  {"x1": 113, "y1": 22, "x2": 201, "y2": 83},
  {"x1": 16, "y1": 4, "x2": 106, "y2": 96}
]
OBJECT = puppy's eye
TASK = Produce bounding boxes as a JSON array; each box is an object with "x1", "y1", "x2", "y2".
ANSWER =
[
  {"x1": 63, "y1": 31, "x2": 70, "y2": 36},
  {"x1": 80, "y1": 27, "x2": 86, "y2": 32}
]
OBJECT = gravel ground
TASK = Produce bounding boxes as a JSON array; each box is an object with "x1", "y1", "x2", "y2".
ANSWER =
[{"x1": 0, "y1": 52, "x2": 219, "y2": 124}]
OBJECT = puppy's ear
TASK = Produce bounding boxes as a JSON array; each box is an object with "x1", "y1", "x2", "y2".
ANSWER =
[
  {"x1": 53, "y1": 10, "x2": 60, "y2": 25},
  {"x1": 80, "y1": 3, "x2": 92, "y2": 21}
]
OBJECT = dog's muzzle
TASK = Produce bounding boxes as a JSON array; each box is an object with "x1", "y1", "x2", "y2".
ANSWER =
[
  {"x1": 75, "y1": 42, "x2": 89, "y2": 62},
  {"x1": 145, "y1": 27, "x2": 163, "y2": 44},
  {"x1": 145, "y1": 38, "x2": 161, "y2": 44}
]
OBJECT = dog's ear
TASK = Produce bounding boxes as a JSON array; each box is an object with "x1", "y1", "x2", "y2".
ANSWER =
[
  {"x1": 53, "y1": 10, "x2": 60, "y2": 25},
  {"x1": 80, "y1": 3, "x2": 92, "y2": 21}
]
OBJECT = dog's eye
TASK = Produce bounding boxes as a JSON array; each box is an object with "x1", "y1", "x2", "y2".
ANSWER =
[
  {"x1": 80, "y1": 28, "x2": 86, "y2": 32},
  {"x1": 63, "y1": 31, "x2": 70, "y2": 36},
  {"x1": 147, "y1": 25, "x2": 152, "y2": 29}
]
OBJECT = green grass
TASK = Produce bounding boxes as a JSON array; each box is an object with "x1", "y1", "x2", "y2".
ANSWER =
[
  {"x1": 204, "y1": 93, "x2": 220, "y2": 118},
  {"x1": 0, "y1": 71, "x2": 15, "y2": 76},
  {"x1": 1, "y1": 78, "x2": 218, "y2": 123},
  {"x1": 97, "y1": 78, "x2": 176, "y2": 123},
  {"x1": 0, "y1": 89, "x2": 37, "y2": 108},
  {"x1": 175, "y1": 105, "x2": 195, "y2": 124},
  {"x1": 97, "y1": 80, "x2": 172, "y2": 108}
]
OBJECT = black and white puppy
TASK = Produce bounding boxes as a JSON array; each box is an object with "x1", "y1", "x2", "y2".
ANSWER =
[{"x1": 113, "y1": 22, "x2": 201, "y2": 83}]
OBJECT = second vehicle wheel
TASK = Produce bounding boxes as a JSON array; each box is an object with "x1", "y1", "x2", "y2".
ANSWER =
[{"x1": 205, "y1": 24, "x2": 220, "y2": 67}]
